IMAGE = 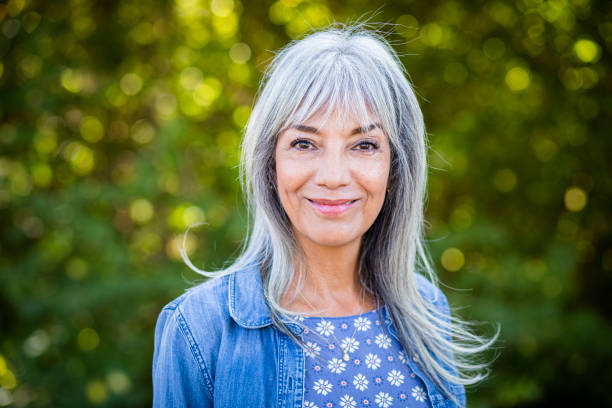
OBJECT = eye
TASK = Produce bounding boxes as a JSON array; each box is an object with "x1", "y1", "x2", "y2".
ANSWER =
[
  {"x1": 290, "y1": 138, "x2": 315, "y2": 150},
  {"x1": 354, "y1": 140, "x2": 379, "y2": 151}
]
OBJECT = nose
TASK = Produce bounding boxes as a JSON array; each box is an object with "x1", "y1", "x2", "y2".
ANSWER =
[{"x1": 313, "y1": 144, "x2": 351, "y2": 189}]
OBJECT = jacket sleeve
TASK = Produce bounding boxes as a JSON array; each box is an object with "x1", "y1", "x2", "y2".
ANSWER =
[
  {"x1": 431, "y1": 284, "x2": 467, "y2": 408},
  {"x1": 152, "y1": 306, "x2": 214, "y2": 407}
]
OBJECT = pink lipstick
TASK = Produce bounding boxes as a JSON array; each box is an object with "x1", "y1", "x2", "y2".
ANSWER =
[{"x1": 307, "y1": 198, "x2": 358, "y2": 216}]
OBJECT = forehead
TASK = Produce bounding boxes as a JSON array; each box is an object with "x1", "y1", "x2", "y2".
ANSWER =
[
  {"x1": 300, "y1": 110, "x2": 379, "y2": 130},
  {"x1": 282, "y1": 103, "x2": 382, "y2": 135}
]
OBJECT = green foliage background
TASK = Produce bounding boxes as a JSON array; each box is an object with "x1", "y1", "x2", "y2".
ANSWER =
[{"x1": 0, "y1": 0, "x2": 610, "y2": 406}]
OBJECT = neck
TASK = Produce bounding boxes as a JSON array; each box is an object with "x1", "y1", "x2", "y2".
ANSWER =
[{"x1": 281, "y1": 235, "x2": 376, "y2": 317}]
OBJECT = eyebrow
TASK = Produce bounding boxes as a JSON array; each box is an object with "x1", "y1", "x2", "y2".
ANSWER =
[{"x1": 290, "y1": 122, "x2": 382, "y2": 135}]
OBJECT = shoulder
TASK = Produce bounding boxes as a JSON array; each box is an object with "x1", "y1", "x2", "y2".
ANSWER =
[
  {"x1": 153, "y1": 274, "x2": 233, "y2": 361},
  {"x1": 152, "y1": 272, "x2": 241, "y2": 404},
  {"x1": 155, "y1": 273, "x2": 233, "y2": 348},
  {"x1": 153, "y1": 273, "x2": 234, "y2": 401},
  {"x1": 161, "y1": 273, "x2": 230, "y2": 316},
  {"x1": 414, "y1": 273, "x2": 450, "y2": 315},
  {"x1": 414, "y1": 274, "x2": 464, "y2": 406}
]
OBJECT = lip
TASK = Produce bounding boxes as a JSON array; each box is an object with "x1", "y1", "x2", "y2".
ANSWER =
[{"x1": 307, "y1": 198, "x2": 358, "y2": 216}]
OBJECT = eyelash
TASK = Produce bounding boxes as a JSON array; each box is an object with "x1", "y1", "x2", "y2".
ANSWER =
[
  {"x1": 290, "y1": 139, "x2": 314, "y2": 150},
  {"x1": 290, "y1": 139, "x2": 379, "y2": 151}
]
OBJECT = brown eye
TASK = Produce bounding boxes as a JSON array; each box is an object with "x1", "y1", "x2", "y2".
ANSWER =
[
  {"x1": 355, "y1": 141, "x2": 378, "y2": 151},
  {"x1": 291, "y1": 139, "x2": 314, "y2": 150}
]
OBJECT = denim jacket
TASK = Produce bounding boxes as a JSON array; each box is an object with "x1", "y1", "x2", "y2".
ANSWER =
[{"x1": 152, "y1": 264, "x2": 466, "y2": 407}]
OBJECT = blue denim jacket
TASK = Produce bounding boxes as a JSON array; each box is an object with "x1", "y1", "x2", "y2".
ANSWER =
[{"x1": 152, "y1": 264, "x2": 466, "y2": 407}]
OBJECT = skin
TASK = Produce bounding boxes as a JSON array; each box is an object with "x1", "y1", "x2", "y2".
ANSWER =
[{"x1": 275, "y1": 109, "x2": 391, "y2": 316}]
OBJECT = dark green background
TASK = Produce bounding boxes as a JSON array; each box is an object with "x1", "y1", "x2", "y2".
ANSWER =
[{"x1": 0, "y1": 0, "x2": 610, "y2": 406}]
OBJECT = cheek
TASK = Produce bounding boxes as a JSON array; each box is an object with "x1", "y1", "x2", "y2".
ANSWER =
[
  {"x1": 276, "y1": 162, "x2": 299, "y2": 193},
  {"x1": 361, "y1": 159, "x2": 391, "y2": 200},
  {"x1": 275, "y1": 154, "x2": 310, "y2": 207}
]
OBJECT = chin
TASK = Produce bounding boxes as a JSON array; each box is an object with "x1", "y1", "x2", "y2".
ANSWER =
[{"x1": 302, "y1": 230, "x2": 362, "y2": 248}]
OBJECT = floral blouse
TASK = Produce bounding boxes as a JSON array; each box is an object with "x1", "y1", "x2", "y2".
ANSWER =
[{"x1": 297, "y1": 306, "x2": 432, "y2": 408}]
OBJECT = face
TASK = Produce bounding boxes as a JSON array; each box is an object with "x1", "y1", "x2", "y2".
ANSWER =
[{"x1": 274, "y1": 109, "x2": 391, "y2": 250}]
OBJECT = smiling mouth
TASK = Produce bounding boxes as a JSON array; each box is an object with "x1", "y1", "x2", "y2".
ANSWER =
[
  {"x1": 308, "y1": 199, "x2": 358, "y2": 205},
  {"x1": 306, "y1": 198, "x2": 358, "y2": 215}
]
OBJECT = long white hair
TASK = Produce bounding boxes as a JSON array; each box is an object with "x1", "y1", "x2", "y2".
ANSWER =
[{"x1": 183, "y1": 23, "x2": 499, "y2": 405}]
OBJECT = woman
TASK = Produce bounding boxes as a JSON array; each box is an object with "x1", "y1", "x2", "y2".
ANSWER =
[{"x1": 153, "y1": 24, "x2": 498, "y2": 408}]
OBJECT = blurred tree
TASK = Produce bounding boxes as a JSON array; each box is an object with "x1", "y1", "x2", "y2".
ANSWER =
[{"x1": 0, "y1": 0, "x2": 610, "y2": 406}]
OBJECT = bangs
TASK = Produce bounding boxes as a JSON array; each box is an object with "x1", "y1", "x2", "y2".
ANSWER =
[{"x1": 277, "y1": 50, "x2": 397, "y2": 141}]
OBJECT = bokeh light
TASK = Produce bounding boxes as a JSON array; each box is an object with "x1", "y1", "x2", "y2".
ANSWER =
[{"x1": 441, "y1": 248, "x2": 465, "y2": 272}]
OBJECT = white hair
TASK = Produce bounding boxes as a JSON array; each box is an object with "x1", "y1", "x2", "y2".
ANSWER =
[{"x1": 182, "y1": 23, "x2": 499, "y2": 406}]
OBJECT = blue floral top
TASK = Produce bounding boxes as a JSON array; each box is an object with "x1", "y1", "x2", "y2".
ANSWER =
[{"x1": 297, "y1": 306, "x2": 433, "y2": 408}]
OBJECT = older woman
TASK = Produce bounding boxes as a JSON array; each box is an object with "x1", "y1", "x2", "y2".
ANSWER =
[{"x1": 153, "y1": 24, "x2": 497, "y2": 408}]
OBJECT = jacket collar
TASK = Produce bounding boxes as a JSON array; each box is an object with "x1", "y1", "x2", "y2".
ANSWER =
[
  {"x1": 228, "y1": 262, "x2": 273, "y2": 328},
  {"x1": 227, "y1": 262, "x2": 398, "y2": 333},
  {"x1": 227, "y1": 263, "x2": 305, "y2": 335}
]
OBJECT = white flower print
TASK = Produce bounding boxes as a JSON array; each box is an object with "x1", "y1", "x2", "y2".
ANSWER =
[
  {"x1": 398, "y1": 350, "x2": 408, "y2": 364},
  {"x1": 316, "y1": 320, "x2": 335, "y2": 336},
  {"x1": 387, "y1": 369, "x2": 405, "y2": 386},
  {"x1": 313, "y1": 379, "x2": 332, "y2": 395},
  {"x1": 412, "y1": 385, "x2": 427, "y2": 402},
  {"x1": 353, "y1": 373, "x2": 369, "y2": 391},
  {"x1": 304, "y1": 341, "x2": 321, "y2": 358},
  {"x1": 374, "y1": 391, "x2": 393, "y2": 407},
  {"x1": 354, "y1": 316, "x2": 371, "y2": 331},
  {"x1": 341, "y1": 337, "x2": 359, "y2": 353},
  {"x1": 375, "y1": 333, "x2": 391, "y2": 349},
  {"x1": 303, "y1": 401, "x2": 318, "y2": 408},
  {"x1": 339, "y1": 394, "x2": 356, "y2": 408},
  {"x1": 365, "y1": 353, "x2": 382, "y2": 370},
  {"x1": 327, "y1": 357, "x2": 347, "y2": 374}
]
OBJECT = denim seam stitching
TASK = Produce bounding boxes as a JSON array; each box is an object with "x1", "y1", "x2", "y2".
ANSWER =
[
  {"x1": 175, "y1": 307, "x2": 215, "y2": 399},
  {"x1": 276, "y1": 330, "x2": 286, "y2": 408}
]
